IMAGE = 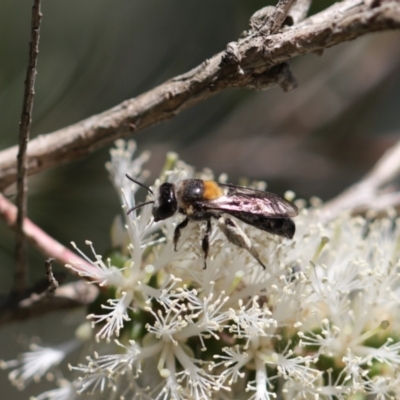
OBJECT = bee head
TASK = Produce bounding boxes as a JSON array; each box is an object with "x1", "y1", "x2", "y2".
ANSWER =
[
  {"x1": 125, "y1": 175, "x2": 178, "y2": 222},
  {"x1": 153, "y1": 182, "x2": 178, "y2": 221}
]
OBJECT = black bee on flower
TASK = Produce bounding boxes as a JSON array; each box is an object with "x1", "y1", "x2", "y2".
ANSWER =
[{"x1": 126, "y1": 175, "x2": 298, "y2": 269}]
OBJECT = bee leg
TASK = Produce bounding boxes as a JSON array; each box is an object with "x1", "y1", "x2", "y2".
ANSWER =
[
  {"x1": 173, "y1": 217, "x2": 189, "y2": 251},
  {"x1": 218, "y1": 217, "x2": 266, "y2": 270},
  {"x1": 201, "y1": 219, "x2": 212, "y2": 269}
]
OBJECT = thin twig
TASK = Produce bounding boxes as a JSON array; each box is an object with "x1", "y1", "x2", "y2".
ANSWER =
[
  {"x1": 263, "y1": 0, "x2": 297, "y2": 34},
  {"x1": 44, "y1": 258, "x2": 59, "y2": 294},
  {"x1": 0, "y1": 193, "x2": 99, "y2": 277},
  {"x1": 15, "y1": 0, "x2": 42, "y2": 294},
  {"x1": 0, "y1": 259, "x2": 61, "y2": 325},
  {"x1": 320, "y1": 138, "x2": 400, "y2": 221},
  {"x1": 0, "y1": 0, "x2": 398, "y2": 190}
]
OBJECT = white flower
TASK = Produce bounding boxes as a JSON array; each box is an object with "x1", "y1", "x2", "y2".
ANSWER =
[
  {"x1": 213, "y1": 345, "x2": 248, "y2": 385},
  {"x1": 7, "y1": 140, "x2": 400, "y2": 400},
  {"x1": 88, "y1": 290, "x2": 134, "y2": 341},
  {"x1": 1, "y1": 339, "x2": 80, "y2": 390},
  {"x1": 66, "y1": 240, "x2": 126, "y2": 287}
]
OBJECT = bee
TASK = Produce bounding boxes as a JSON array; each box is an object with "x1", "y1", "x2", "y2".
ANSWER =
[{"x1": 126, "y1": 175, "x2": 298, "y2": 269}]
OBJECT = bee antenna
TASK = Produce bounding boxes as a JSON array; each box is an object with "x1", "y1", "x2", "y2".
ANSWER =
[
  {"x1": 125, "y1": 174, "x2": 154, "y2": 195},
  {"x1": 126, "y1": 201, "x2": 155, "y2": 215}
]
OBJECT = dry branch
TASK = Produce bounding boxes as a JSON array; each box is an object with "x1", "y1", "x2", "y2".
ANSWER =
[
  {"x1": 0, "y1": 0, "x2": 399, "y2": 190},
  {"x1": 44, "y1": 257, "x2": 59, "y2": 294},
  {"x1": 263, "y1": 0, "x2": 297, "y2": 34},
  {"x1": 15, "y1": 0, "x2": 42, "y2": 294}
]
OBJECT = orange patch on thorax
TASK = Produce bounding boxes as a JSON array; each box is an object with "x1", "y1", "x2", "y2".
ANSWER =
[{"x1": 203, "y1": 181, "x2": 223, "y2": 200}]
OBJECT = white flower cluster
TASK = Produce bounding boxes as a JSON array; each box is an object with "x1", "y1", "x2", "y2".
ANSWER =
[{"x1": 2, "y1": 140, "x2": 400, "y2": 400}]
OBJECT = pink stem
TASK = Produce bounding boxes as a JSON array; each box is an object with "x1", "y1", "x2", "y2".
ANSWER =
[{"x1": 0, "y1": 193, "x2": 99, "y2": 277}]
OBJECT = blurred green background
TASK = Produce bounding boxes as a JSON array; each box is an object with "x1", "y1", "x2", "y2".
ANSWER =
[{"x1": 1, "y1": 0, "x2": 399, "y2": 397}]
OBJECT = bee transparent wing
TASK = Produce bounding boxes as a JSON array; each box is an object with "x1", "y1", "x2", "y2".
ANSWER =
[{"x1": 207, "y1": 183, "x2": 298, "y2": 218}]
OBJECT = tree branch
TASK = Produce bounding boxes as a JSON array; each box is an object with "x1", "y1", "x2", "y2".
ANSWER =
[
  {"x1": 0, "y1": 0, "x2": 399, "y2": 190},
  {"x1": 248, "y1": 0, "x2": 297, "y2": 35},
  {"x1": 264, "y1": 0, "x2": 297, "y2": 34},
  {"x1": 14, "y1": 0, "x2": 42, "y2": 294}
]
